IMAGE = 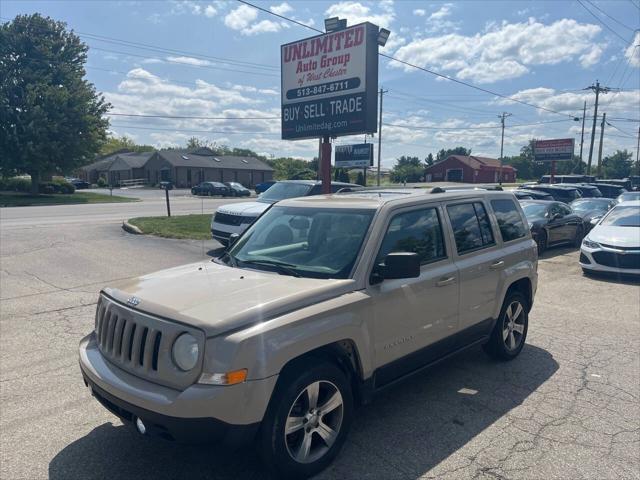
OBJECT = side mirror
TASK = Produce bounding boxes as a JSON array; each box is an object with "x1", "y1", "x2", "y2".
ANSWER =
[
  {"x1": 381, "y1": 252, "x2": 421, "y2": 280},
  {"x1": 228, "y1": 233, "x2": 240, "y2": 247},
  {"x1": 551, "y1": 213, "x2": 562, "y2": 221}
]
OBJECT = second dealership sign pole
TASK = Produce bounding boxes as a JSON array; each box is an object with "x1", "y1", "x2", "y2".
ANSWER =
[{"x1": 281, "y1": 21, "x2": 382, "y2": 193}]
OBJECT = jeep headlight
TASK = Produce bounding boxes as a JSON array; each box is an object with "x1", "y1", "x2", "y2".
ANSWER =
[
  {"x1": 582, "y1": 237, "x2": 600, "y2": 249},
  {"x1": 172, "y1": 333, "x2": 199, "y2": 371}
]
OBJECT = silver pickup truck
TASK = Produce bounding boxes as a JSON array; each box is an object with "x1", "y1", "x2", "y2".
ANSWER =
[{"x1": 79, "y1": 188, "x2": 537, "y2": 478}]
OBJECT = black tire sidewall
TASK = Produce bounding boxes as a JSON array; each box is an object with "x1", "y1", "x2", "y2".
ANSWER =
[
  {"x1": 259, "y1": 361, "x2": 353, "y2": 479},
  {"x1": 537, "y1": 231, "x2": 547, "y2": 255},
  {"x1": 486, "y1": 291, "x2": 529, "y2": 360}
]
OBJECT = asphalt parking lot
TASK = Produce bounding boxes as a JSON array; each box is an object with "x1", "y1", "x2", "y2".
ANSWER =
[{"x1": 1, "y1": 199, "x2": 639, "y2": 479}]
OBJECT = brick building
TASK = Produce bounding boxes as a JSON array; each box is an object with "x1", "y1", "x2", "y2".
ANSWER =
[{"x1": 424, "y1": 155, "x2": 516, "y2": 183}]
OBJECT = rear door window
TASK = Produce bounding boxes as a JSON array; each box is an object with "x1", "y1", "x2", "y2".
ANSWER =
[
  {"x1": 447, "y1": 202, "x2": 495, "y2": 254},
  {"x1": 490, "y1": 199, "x2": 527, "y2": 242},
  {"x1": 376, "y1": 207, "x2": 447, "y2": 265}
]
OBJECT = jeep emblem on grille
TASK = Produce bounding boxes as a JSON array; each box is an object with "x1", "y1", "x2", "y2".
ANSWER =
[{"x1": 126, "y1": 296, "x2": 141, "y2": 307}]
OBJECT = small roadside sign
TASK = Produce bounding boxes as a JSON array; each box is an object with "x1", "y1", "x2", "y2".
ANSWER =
[{"x1": 335, "y1": 144, "x2": 373, "y2": 168}]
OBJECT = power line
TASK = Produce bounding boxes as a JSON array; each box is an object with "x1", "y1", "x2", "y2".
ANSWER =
[
  {"x1": 110, "y1": 124, "x2": 280, "y2": 136},
  {"x1": 106, "y1": 113, "x2": 280, "y2": 120},
  {"x1": 235, "y1": 0, "x2": 580, "y2": 120},
  {"x1": 384, "y1": 119, "x2": 571, "y2": 131},
  {"x1": 584, "y1": 0, "x2": 638, "y2": 32},
  {"x1": 577, "y1": 0, "x2": 632, "y2": 44}
]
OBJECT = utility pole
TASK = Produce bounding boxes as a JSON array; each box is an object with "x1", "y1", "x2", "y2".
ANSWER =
[
  {"x1": 597, "y1": 112, "x2": 606, "y2": 177},
  {"x1": 585, "y1": 81, "x2": 611, "y2": 175},
  {"x1": 579, "y1": 100, "x2": 586, "y2": 162},
  {"x1": 376, "y1": 87, "x2": 387, "y2": 186},
  {"x1": 498, "y1": 112, "x2": 512, "y2": 185},
  {"x1": 636, "y1": 125, "x2": 640, "y2": 177}
]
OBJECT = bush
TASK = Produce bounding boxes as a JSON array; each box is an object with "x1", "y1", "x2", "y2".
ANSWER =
[
  {"x1": 38, "y1": 179, "x2": 75, "y2": 194},
  {"x1": 97, "y1": 177, "x2": 108, "y2": 187},
  {"x1": 0, "y1": 177, "x2": 31, "y2": 192}
]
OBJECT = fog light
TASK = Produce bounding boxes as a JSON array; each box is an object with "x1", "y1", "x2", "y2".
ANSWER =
[{"x1": 135, "y1": 417, "x2": 146, "y2": 435}]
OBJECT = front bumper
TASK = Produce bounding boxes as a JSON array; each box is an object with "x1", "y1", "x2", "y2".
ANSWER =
[
  {"x1": 79, "y1": 333, "x2": 277, "y2": 445},
  {"x1": 580, "y1": 245, "x2": 640, "y2": 275}
]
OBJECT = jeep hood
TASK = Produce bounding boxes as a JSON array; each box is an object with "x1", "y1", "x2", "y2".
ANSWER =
[
  {"x1": 103, "y1": 261, "x2": 354, "y2": 336},
  {"x1": 216, "y1": 201, "x2": 271, "y2": 217}
]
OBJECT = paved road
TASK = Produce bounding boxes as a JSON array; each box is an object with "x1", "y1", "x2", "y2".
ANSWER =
[
  {"x1": 0, "y1": 189, "x2": 252, "y2": 228},
  {"x1": 1, "y1": 207, "x2": 639, "y2": 479}
]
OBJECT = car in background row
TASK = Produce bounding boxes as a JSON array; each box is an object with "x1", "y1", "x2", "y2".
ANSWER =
[
  {"x1": 191, "y1": 181, "x2": 229, "y2": 197},
  {"x1": 572, "y1": 184, "x2": 602, "y2": 198},
  {"x1": 65, "y1": 177, "x2": 90, "y2": 189},
  {"x1": 514, "y1": 189, "x2": 554, "y2": 201},
  {"x1": 520, "y1": 200, "x2": 584, "y2": 254},
  {"x1": 539, "y1": 174, "x2": 595, "y2": 184},
  {"x1": 617, "y1": 191, "x2": 640, "y2": 203},
  {"x1": 211, "y1": 180, "x2": 362, "y2": 245},
  {"x1": 518, "y1": 184, "x2": 582, "y2": 203},
  {"x1": 254, "y1": 181, "x2": 276, "y2": 194},
  {"x1": 224, "y1": 182, "x2": 251, "y2": 197},
  {"x1": 580, "y1": 200, "x2": 640, "y2": 276},
  {"x1": 587, "y1": 183, "x2": 626, "y2": 198},
  {"x1": 595, "y1": 178, "x2": 632, "y2": 191},
  {"x1": 570, "y1": 198, "x2": 616, "y2": 233}
]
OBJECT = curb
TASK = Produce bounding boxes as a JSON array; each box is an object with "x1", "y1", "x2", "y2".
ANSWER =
[{"x1": 122, "y1": 220, "x2": 143, "y2": 235}]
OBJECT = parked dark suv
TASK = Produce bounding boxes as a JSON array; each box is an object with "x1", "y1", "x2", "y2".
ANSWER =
[
  {"x1": 587, "y1": 183, "x2": 626, "y2": 199},
  {"x1": 519, "y1": 185, "x2": 582, "y2": 203}
]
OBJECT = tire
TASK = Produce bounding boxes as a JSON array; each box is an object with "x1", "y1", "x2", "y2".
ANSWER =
[
  {"x1": 258, "y1": 360, "x2": 353, "y2": 479},
  {"x1": 483, "y1": 291, "x2": 529, "y2": 361},
  {"x1": 536, "y1": 230, "x2": 547, "y2": 256},
  {"x1": 573, "y1": 225, "x2": 584, "y2": 248}
]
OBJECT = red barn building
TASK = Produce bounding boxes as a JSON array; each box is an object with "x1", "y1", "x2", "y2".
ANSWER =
[{"x1": 425, "y1": 155, "x2": 516, "y2": 183}]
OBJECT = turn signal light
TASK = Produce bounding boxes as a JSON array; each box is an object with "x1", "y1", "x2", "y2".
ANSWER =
[{"x1": 198, "y1": 369, "x2": 248, "y2": 385}]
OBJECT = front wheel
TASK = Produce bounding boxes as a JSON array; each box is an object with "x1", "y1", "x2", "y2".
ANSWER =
[
  {"x1": 573, "y1": 225, "x2": 584, "y2": 248},
  {"x1": 536, "y1": 231, "x2": 547, "y2": 256},
  {"x1": 258, "y1": 360, "x2": 353, "y2": 479},
  {"x1": 483, "y1": 291, "x2": 529, "y2": 361}
]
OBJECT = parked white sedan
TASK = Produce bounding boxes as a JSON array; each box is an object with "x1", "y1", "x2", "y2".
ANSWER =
[{"x1": 580, "y1": 200, "x2": 640, "y2": 275}]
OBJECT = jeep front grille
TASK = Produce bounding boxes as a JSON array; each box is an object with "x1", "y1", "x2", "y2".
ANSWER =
[{"x1": 94, "y1": 295, "x2": 205, "y2": 390}]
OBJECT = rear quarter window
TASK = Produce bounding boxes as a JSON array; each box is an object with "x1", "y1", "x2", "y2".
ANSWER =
[
  {"x1": 446, "y1": 202, "x2": 495, "y2": 254},
  {"x1": 491, "y1": 199, "x2": 527, "y2": 242}
]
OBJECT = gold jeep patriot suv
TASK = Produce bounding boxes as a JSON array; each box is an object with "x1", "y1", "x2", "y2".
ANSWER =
[{"x1": 79, "y1": 187, "x2": 537, "y2": 479}]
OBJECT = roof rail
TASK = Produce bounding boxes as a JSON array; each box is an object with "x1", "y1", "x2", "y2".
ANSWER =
[{"x1": 430, "y1": 185, "x2": 503, "y2": 193}]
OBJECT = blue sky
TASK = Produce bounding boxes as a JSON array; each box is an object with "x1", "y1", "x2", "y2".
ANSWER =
[{"x1": 2, "y1": 0, "x2": 639, "y2": 166}]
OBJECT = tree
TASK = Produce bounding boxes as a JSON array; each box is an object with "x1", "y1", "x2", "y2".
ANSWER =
[
  {"x1": 436, "y1": 147, "x2": 471, "y2": 163},
  {"x1": 99, "y1": 135, "x2": 154, "y2": 156},
  {"x1": 425, "y1": 153, "x2": 434, "y2": 167},
  {"x1": 602, "y1": 149, "x2": 633, "y2": 179},
  {"x1": 391, "y1": 156, "x2": 423, "y2": 183},
  {"x1": 1, "y1": 14, "x2": 110, "y2": 193},
  {"x1": 356, "y1": 171, "x2": 365, "y2": 186}
]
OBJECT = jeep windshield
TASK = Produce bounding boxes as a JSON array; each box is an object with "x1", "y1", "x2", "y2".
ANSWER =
[
  {"x1": 222, "y1": 206, "x2": 375, "y2": 279},
  {"x1": 257, "y1": 182, "x2": 313, "y2": 203}
]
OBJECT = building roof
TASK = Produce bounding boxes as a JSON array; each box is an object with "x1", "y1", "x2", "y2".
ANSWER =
[
  {"x1": 80, "y1": 154, "x2": 119, "y2": 172},
  {"x1": 156, "y1": 149, "x2": 274, "y2": 171},
  {"x1": 109, "y1": 152, "x2": 155, "y2": 171},
  {"x1": 427, "y1": 155, "x2": 516, "y2": 172}
]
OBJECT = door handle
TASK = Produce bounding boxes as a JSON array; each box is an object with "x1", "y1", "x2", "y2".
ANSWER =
[
  {"x1": 490, "y1": 260, "x2": 505, "y2": 270},
  {"x1": 436, "y1": 276, "x2": 456, "y2": 287}
]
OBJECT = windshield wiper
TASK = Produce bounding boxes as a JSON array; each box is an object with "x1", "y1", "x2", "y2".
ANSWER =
[
  {"x1": 215, "y1": 251, "x2": 238, "y2": 267},
  {"x1": 240, "y1": 259, "x2": 301, "y2": 277}
]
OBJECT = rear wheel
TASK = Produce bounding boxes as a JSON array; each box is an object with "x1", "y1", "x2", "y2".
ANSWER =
[
  {"x1": 258, "y1": 360, "x2": 353, "y2": 479},
  {"x1": 483, "y1": 291, "x2": 529, "y2": 361}
]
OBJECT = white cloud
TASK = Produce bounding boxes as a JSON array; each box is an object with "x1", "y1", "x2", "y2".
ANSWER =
[
  {"x1": 166, "y1": 56, "x2": 211, "y2": 66},
  {"x1": 270, "y1": 2, "x2": 293, "y2": 16},
  {"x1": 625, "y1": 32, "x2": 640, "y2": 68},
  {"x1": 224, "y1": 4, "x2": 257, "y2": 30},
  {"x1": 579, "y1": 44, "x2": 603, "y2": 67},
  {"x1": 393, "y1": 18, "x2": 602, "y2": 83},
  {"x1": 413, "y1": 9, "x2": 426, "y2": 16},
  {"x1": 204, "y1": 5, "x2": 217, "y2": 17},
  {"x1": 428, "y1": 3, "x2": 453, "y2": 21},
  {"x1": 224, "y1": 4, "x2": 288, "y2": 35},
  {"x1": 324, "y1": 1, "x2": 395, "y2": 28}
]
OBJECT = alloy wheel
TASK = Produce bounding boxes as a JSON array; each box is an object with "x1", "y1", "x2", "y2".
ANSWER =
[
  {"x1": 502, "y1": 301, "x2": 525, "y2": 351},
  {"x1": 284, "y1": 380, "x2": 344, "y2": 464}
]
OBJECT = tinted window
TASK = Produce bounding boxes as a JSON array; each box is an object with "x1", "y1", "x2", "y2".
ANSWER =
[
  {"x1": 447, "y1": 202, "x2": 495, "y2": 254},
  {"x1": 559, "y1": 204, "x2": 573, "y2": 216},
  {"x1": 259, "y1": 183, "x2": 313, "y2": 202},
  {"x1": 376, "y1": 208, "x2": 446, "y2": 265},
  {"x1": 491, "y1": 199, "x2": 527, "y2": 242}
]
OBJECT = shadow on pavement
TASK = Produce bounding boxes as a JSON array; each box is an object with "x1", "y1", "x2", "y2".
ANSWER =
[{"x1": 49, "y1": 345, "x2": 557, "y2": 480}]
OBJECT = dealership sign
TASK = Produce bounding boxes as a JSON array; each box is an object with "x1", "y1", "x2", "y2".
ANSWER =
[
  {"x1": 281, "y1": 23, "x2": 379, "y2": 140},
  {"x1": 533, "y1": 138, "x2": 575, "y2": 162},
  {"x1": 335, "y1": 143, "x2": 373, "y2": 168}
]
